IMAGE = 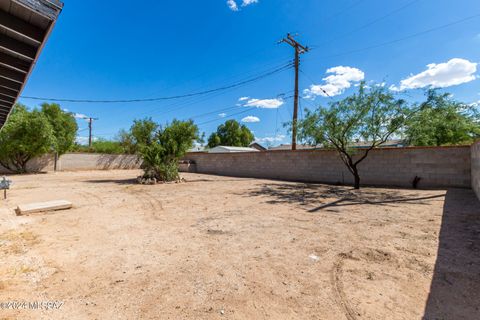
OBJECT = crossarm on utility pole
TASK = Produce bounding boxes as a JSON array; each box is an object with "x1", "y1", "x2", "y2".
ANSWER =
[{"x1": 279, "y1": 33, "x2": 309, "y2": 151}]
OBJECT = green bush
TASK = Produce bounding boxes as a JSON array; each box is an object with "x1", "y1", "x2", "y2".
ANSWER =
[
  {"x1": 0, "y1": 105, "x2": 55, "y2": 173},
  {"x1": 140, "y1": 119, "x2": 199, "y2": 182},
  {"x1": 73, "y1": 140, "x2": 126, "y2": 154}
]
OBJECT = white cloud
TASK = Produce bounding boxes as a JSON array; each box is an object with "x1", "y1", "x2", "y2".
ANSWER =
[
  {"x1": 227, "y1": 0, "x2": 258, "y2": 11},
  {"x1": 470, "y1": 100, "x2": 480, "y2": 107},
  {"x1": 241, "y1": 116, "x2": 260, "y2": 123},
  {"x1": 218, "y1": 113, "x2": 227, "y2": 118},
  {"x1": 390, "y1": 58, "x2": 478, "y2": 91},
  {"x1": 226, "y1": 0, "x2": 238, "y2": 11},
  {"x1": 243, "y1": 98, "x2": 284, "y2": 109},
  {"x1": 304, "y1": 66, "x2": 365, "y2": 99},
  {"x1": 238, "y1": 96, "x2": 249, "y2": 101},
  {"x1": 241, "y1": 0, "x2": 258, "y2": 6},
  {"x1": 76, "y1": 136, "x2": 98, "y2": 145},
  {"x1": 255, "y1": 134, "x2": 286, "y2": 143},
  {"x1": 74, "y1": 113, "x2": 88, "y2": 119}
]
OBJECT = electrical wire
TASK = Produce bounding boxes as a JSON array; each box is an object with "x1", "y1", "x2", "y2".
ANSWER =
[
  {"x1": 312, "y1": 0, "x2": 423, "y2": 48},
  {"x1": 137, "y1": 62, "x2": 294, "y2": 118},
  {"x1": 20, "y1": 62, "x2": 294, "y2": 104},
  {"x1": 314, "y1": 13, "x2": 480, "y2": 59}
]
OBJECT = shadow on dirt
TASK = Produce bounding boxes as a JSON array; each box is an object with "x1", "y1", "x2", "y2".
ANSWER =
[
  {"x1": 83, "y1": 178, "x2": 138, "y2": 185},
  {"x1": 246, "y1": 182, "x2": 445, "y2": 210},
  {"x1": 423, "y1": 189, "x2": 480, "y2": 319}
]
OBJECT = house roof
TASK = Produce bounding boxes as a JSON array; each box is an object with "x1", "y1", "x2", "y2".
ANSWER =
[
  {"x1": 0, "y1": 0, "x2": 63, "y2": 129},
  {"x1": 249, "y1": 142, "x2": 267, "y2": 151},
  {"x1": 268, "y1": 144, "x2": 317, "y2": 151},
  {"x1": 208, "y1": 146, "x2": 260, "y2": 153},
  {"x1": 350, "y1": 139, "x2": 406, "y2": 148}
]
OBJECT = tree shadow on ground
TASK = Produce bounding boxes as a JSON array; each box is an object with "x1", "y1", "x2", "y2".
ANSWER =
[
  {"x1": 83, "y1": 178, "x2": 138, "y2": 185},
  {"x1": 246, "y1": 182, "x2": 445, "y2": 210},
  {"x1": 423, "y1": 189, "x2": 480, "y2": 319}
]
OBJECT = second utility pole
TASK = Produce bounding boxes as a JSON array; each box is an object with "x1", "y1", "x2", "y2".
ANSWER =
[
  {"x1": 280, "y1": 33, "x2": 309, "y2": 151},
  {"x1": 88, "y1": 117, "x2": 98, "y2": 148}
]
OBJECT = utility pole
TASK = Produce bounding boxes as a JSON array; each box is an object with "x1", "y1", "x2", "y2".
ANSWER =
[
  {"x1": 87, "y1": 117, "x2": 98, "y2": 148},
  {"x1": 280, "y1": 33, "x2": 309, "y2": 150}
]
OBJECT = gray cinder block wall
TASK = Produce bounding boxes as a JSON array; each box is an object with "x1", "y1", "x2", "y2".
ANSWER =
[
  {"x1": 472, "y1": 141, "x2": 480, "y2": 200},
  {"x1": 0, "y1": 146, "x2": 474, "y2": 191},
  {"x1": 0, "y1": 153, "x2": 141, "y2": 174},
  {"x1": 185, "y1": 146, "x2": 471, "y2": 189}
]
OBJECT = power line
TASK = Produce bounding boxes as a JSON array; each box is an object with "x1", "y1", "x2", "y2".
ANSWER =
[
  {"x1": 137, "y1": 62, "x2": 294, "y2": 119},
  {"x1": 323, "y1": 0, "x2": 366, "y2": 23},
  {"x1": 20, "y1": 62, "x2": 293, "y2": 104},
  {"x1": 299, "y1": 68, "x2": 334, "y2": 100},
  {"x1": 312, "y1": 0, "x2": 423, "y2": 48},
  {"x1": 315, "y1": 13, "x2": 480, "y2": 59},
  {"x1": 279, "y1": 33, "x2": 309, "y2": 151}
]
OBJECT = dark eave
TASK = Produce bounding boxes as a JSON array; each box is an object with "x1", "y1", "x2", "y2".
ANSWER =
[{"x1": 0, "y1": 0, "x2": 62, "y2": 129}]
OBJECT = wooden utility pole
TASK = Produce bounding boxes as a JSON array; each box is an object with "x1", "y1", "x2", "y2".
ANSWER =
[
  {"x1": 280, "y1": 33, "x2": 309, "y2": 150},
  {"x1": 87, "y1": 117, "x2": 98, "y2": 147}
]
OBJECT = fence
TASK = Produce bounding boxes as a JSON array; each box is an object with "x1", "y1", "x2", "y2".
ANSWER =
[
  {"x1": 184, "y1": 146, "x2": 472, "y2": 189},
  {"x1": 0, "y1": 153, "x2": 141, "y2": 173},
  {"x1": 1, "y1": 145, "x2": 478, "y2": 196},
  {"x1": 472, "y1": 141, "x2": 480, "y2": 199}
]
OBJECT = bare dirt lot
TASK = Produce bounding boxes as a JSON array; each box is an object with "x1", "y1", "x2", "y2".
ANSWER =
[{"x1": 0, "y1": 170, "x2": 479, "y2": 319}]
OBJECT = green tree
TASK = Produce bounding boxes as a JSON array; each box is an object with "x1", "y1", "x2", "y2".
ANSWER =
[
  {"x1": 207, "y1": 119, "x2": 254, "y2": 148},
  {"x1": 141, "y1": 119, "x2": 200, "y2": 182},
  {"x1": 41, "y1": 103, "x2": 78, "y2": 155},
  {"x1": 405, "y1": 90, "x2": 480, "y2": 146},
  {"x1": 119, "y1": 117, "x2": 158, "y2": 153},
  {"x1": 74, "y1": 139, "x2": 125, "y2": 154},
  {"x1": 0, "y1": 104, "x2": 55, "y2": 173},
  {"x1": 297, "y1": 84, "x2": 409, "y2": 189}
]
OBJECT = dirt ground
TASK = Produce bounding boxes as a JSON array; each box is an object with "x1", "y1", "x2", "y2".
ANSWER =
[{"x1": 0, "y1": 170, "x2": 479, "y2": 320}]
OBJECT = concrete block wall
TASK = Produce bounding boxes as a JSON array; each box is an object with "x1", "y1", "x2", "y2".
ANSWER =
[
  {"x1": 185, "y1": 146, "x2": 471, "y2": 189},
  {"x1": 57, "y1": 153, "x2": 141, "y2": 171},
  {"x1": 0, "y1": 154, "x2": 55, "y2": 174},
  {"x1": 0, "y1": 153, "x2": 141, "y2": 173},
  {"x1": 472, "y1": 141, "x2": 480, "y2": 200}
]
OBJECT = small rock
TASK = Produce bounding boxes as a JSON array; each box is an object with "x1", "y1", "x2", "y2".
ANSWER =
[{"x1": 309, "y1": 254, "x2": 320, "y2": 262}]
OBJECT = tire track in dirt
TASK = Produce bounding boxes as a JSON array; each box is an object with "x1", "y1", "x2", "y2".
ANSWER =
[
  {"x1": 130, "y1": 189, "x2": 164, "y2": 220},
  {"x1": 78, "y1": 189, "x2": 105, "y2": 207},
  {"x1": 331, "y1": 253, "x2": 359, "y2": 320}
]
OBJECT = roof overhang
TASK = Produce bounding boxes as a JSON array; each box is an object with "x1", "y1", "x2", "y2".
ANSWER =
[{"x1": 0, "y1": 0, "x2": 62, "y2": 128}]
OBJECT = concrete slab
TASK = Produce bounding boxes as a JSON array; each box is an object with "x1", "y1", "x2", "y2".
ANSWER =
[{"x1": 15, "y1": 200, "x2": 72, "y2": 215}]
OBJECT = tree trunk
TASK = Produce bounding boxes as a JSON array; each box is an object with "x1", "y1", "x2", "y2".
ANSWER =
[{"x1": 352, "y1": 166, "x2": 361, "y2": 189}]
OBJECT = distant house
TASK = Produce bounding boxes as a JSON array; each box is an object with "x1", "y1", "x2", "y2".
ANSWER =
[
  {"x1": 208, "y1": 146, "x2": 259, "y2": 153},
  {"x1": 188, "y1": 146, "x2": 206, "y2": 153},
  {"x1": 350, "y1": 139, "x2": 406, "y2": 149},
  {"x1": 249, "y1": 142, "x2": 267, "y2": 151},
  {"x1": 267, "y1": 140, "x2": 406, "y2": 151},
  {"x1": 268, "y1": 144, "x2": 317, "y2": 151}
]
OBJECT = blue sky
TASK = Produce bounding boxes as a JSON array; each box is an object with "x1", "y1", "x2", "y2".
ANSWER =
[{"x1": 18, "y1": 0, "x2": 480, "y2": 146}]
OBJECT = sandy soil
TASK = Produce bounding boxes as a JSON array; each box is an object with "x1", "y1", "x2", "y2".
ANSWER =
[{"x1": 0, "y1": 170, "x2": 479, "y2": 319}]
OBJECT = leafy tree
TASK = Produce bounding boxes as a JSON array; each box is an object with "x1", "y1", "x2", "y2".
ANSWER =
[
  {"x1": 41, "y1": 103, "x2": 78, "y2": 155},
  {"x1": 73, "y1": 139, "x2": 125, "y2": 154},
  {"x1": 117, "y1": 129, "x2": 136, "y2": 154},
  {"x1": 117, "y1": 118, "x2": 158, "y2": 154},
  {"x1": 141, "y1": 119, "x2": 200, "y2": 182},
  {"x1": 405, "y1": 90, "x2": 480, "y2": 146},
  {"x1": 207, "y1": 119, "x2": 254, "y2": 148},
  {"x1": 297, "y1": 84, "x2": 409, "y2": 189},
  {"x1": 0, "y1": 104, "x2": 55, "y2": 173}
]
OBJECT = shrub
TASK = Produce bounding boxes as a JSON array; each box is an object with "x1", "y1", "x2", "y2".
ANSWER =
[{"x1": 140, "y1": 119, "x2": 199, "y2": 183}]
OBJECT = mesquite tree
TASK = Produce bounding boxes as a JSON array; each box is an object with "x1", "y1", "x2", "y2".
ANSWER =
[
  {"x1": 297, "y1": 83, "x2": 409, "y2": 189},
  {"x1": 140, "y1": 119, "x2": 200, "y2": 182},
  {"x1": 0, "y1": 105, "x2": 55, "y2": 173}
]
